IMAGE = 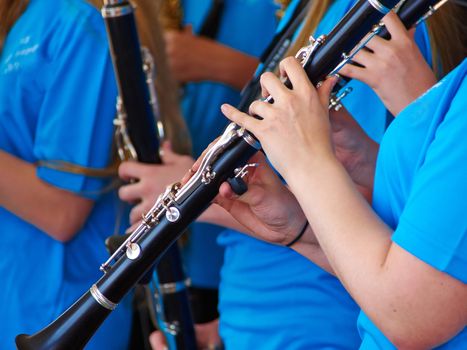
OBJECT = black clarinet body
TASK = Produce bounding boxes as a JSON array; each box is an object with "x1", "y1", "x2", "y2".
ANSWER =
[
  {"x1": 16, "y1": 0, "x2": 441, "y2": 349},
  {"x1": 103, "y1": 2, "x2": 196, "y2": 350},
  {"x1": 103, "y1": 1, "x2": 161, "y2": 163}
]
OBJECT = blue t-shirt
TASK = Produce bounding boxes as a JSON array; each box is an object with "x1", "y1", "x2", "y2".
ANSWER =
[
  {"x1": 0, "y1": 0, "x2": 131, "y2": 348},
  {"x1": 359, "y1": 59, "x2": 467, "y2": 349},
  {"x1": 218, "y1": 0, "x2": 433, "y2": 348},
  {"x1": 180, "y1": 0, "x2": 279, "y2": 288}
]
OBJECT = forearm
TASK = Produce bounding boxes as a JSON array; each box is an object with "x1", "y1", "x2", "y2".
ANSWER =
[
  {"x1": 285, "y1": 155, "x2": 462, "y2": 348},
  {"x1": 199, "y1": 40, "x2": 259, "y2": 90},
  {"x1": 293, "y1": 235, "x2": 335, "y2": 275},
  {"x1": 0, "y1": 150, "x2": 93, "y2": 241}
]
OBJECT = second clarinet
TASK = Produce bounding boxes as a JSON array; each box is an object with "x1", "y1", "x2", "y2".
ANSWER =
[{"x1": 102, "y1": 1, "x2": 196, "y2": 350}]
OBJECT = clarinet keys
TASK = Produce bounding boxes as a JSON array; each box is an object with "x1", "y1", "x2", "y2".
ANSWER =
[
  {"x1": 126, "y1": 243, "x2": 142, "y2": 260},
  {"x1": 227, "y1": 163, "x2": 259, "y2": 196}
]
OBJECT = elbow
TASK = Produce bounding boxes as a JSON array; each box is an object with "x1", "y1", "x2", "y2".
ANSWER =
[
  {"x1": 48, "y1": 215, "x2": 86, "y2": 243},
  {"x1": 46, "y1": 202, "x2": 93, "y2": 242},
  {"x1": 386, "y1": 333, "x2": 430, "y2": 350},
  {"x1": 382, "y1": 320, "x2": 460, "y2": 350}
]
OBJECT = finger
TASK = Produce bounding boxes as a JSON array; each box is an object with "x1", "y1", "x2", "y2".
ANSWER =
[
  {"x1": 248, "y1": 100, "x2": 274, "y2": 119},
  {"x1": 125, "y1": 221, "x2": 141, "y2": 234},
  {"x1": 365, "y1": 35, "x2": 390, "y2": 55},
  {"x1": 218, "y1": 181, "x2": 238, "y2": 200},
  {"x1": 160, "y1": 140, "x2": 176, "y2": 163},
  {"x1": 382, "y1": 11, "x2": 408, "y2": 40},
  {"x1": 118, "y1": 161, "x2": 143, "y2": 182},
  {"x1": 278, "y1": 56, "x2": 314, "y2": 96},
  {"x1": 129, "y1": 202, "x2": 148, "y2": 225},
  {"x1": 221, "y1": 103, "x2": 261, "y2": 133},
  {"x1": 118, "y1": 182, "x2": 143, "y2": 203},
  {"x1": 259, "y1": 72, "x2": 288, "y2": 101},
  {"x1": 338, "y1": 62, "x2": 368, "y2": 82},
  {"x1": 180, "y1": 137, "x2": 220, "y2": 185},
  {"x1": 318, "y1": 76, "x2": 339, "y2": 109},
  {"x1": 350, "y1": 47, "x2": 376, "y2": 68},
  {"x1": 149, "y1": 331, "x2": 167, "y2": 350}
]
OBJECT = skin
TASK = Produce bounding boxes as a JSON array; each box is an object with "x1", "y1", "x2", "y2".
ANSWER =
[
  {"x1": 339, "y1": 12, "x2": 437, "y2": 116},
  {"x1": 0, "y1": 150, "x2": 93, "y2": 242},
  {"x1": 164, "y1": 26, "x2": 259, "y2": 90},
  {"x1": 119, "y1": 142, "x2": 194, "y2": 224},
  {"x1": 218, "y1": 56, "x2": 467, "y2": 349},
  {"x1": 149, "y1": 319, "x2": 222, "y2": 350}
]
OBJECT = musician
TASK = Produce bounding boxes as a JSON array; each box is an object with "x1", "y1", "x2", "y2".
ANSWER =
[
  {"x1": 0, "y1": 0, "x2": 132, "y2": 349},
  {"x1": 216, "y1": 18, "x2": 467, "y2": 350},
  {"x1": 123, "y1": 1, "x2": 464, "y2": 348},
  {"x1": 117, "y1": 1, "x2": 280, "y2": 347},
  {"x1": 200, "y1": 2, "x2": 449, "y2": 349}
]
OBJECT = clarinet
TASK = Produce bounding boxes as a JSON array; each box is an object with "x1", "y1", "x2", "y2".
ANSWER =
[
  {"x1": 15, "y1": 0, "x2": 444, "y2": 348},
  {"x1": 103, "y1": 1, "x2": 197, "y2": 350}
]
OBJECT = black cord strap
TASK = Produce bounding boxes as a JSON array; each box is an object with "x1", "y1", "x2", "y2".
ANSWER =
[{"x1": 286, "y1": 220, "x2": 309, "y2": 247}]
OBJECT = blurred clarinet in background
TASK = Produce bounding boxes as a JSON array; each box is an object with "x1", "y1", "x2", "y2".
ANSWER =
[{"x1": 102, "y1": 1, "x2": 196, "y2": 350}]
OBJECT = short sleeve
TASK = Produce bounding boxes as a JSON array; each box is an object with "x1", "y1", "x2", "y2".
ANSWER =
[
  {"x1": 34, "y1": 4, "x2": 117, "y2": 199},
  {"x1": 392, "y1": 77, "x2": 467, "y2": 284}
]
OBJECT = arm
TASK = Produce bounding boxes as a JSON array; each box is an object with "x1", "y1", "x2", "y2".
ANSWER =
[
  {"x1": 0, "y1": 150, "x2": 93, "y2": 242},
  {"x1": 329, "y1": 106, "x2": 379, "y2": 201},
  {"x1": 222, "y1": 57, "x2": 466, "y2": 348},
  {"x1": 164, "y1": 26, "x2": 259, "y2": 89},
  {"x1": 1, "y1": 10, "x2": 117, "y2": 242}
]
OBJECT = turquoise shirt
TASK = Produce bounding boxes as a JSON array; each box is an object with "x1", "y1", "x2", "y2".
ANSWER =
[
  {"x1": 359, "y1": 59, "x2": 467, "y2": 349},
  {"x1": 180, "y1": 0, "x2": 279, "y2": 288},
  {"x1": 218, "y1": 0, "x2": 433, "y2": 348},
  {"x1": 0, "y1": 0, "x2": 131, "y2": 348}
]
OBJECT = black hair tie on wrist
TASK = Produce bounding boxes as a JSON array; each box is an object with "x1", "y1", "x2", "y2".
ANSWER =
[{"x1": 286, "y1": 220, "x2": 309, "y2": 247}]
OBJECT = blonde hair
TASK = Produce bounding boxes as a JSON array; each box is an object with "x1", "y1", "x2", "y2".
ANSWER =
[{"x1": 426, "y1": 1, "x2": 467, "y2": 78}]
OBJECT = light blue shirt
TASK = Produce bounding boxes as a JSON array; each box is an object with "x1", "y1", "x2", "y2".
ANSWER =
[
  {"x1": 218, "y1": 0, "x2": 434, "y2": 348},
  {"x1": 359, "y1": 58, "x2": 467, "y2": 349},
  {"x1": 0, "y1": 0, "x2": 131, "y2": 348},
  {"x1": 180, "y1": 0, "x2": 280, "y2": 288}
]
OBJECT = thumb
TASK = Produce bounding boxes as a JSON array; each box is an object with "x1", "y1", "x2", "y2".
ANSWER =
[
  {"x1": 160, "y1": 140, "x2": 176, "y2": 162},
  {"x1": 318, "y1": 76, "x2": 338, "y2": 110},
  {"x1": 149, "y1": 330, "x2": 167, "y2": 350},
  {"x1": 118, "y1": 160, "x2": 141, "y2": 181}
]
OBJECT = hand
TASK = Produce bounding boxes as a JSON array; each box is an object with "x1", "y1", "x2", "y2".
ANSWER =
[
  {"x1": 329, "y1": 107, "x2": 379, "y2": 200},
  {"x1": 220, "y1": 57, "x2": 337, "y2": 184},
  {"x1": 216, "y1": 152, "x2": 314, "y2": 246},
  {"x1": 149, "y1": 319, "x2": 223, "y2": 350},
  {"x1": 164, "y1": 25, "x2": 211, "y2": 83},
  {"x1": 164, "y1": 26, "x2": 258, "y2": 89},
  {"x1": 339, "y1": 11, "x2": 436, "y2": 116},
  {"x1": 118, "y1": 141, "x2": 194, "y2": 224}
]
